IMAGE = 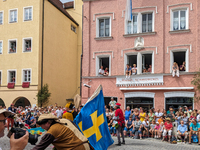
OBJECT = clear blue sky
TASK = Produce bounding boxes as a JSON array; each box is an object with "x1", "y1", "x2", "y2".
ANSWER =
[{"x1": 60, "y1": 0, "x2": 73, "y2": 3}]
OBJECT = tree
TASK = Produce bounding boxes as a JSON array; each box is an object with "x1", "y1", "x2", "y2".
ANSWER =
[
  {"x1": 36, "y1": 84, "x2": 51, "y2": 107},
  {"x1": 191, "y1": 71, "x2": 200, "y2": 102}
]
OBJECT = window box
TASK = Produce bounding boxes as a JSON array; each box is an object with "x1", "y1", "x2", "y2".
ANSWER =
[
  {"x1": 7, "y1": 83, "x2": 15, "y2": 89},
  {"x1": 22, "y1": 82, "x2": 30, "y2": 88}
]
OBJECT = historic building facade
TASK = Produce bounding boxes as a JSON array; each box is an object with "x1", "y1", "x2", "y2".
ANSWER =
[
  {"x1": 82, "y1": 0, "x2": 200, "y2": 110},
  {"x1": 0, "y1": 0, "x2": 81, "y2": 107}
]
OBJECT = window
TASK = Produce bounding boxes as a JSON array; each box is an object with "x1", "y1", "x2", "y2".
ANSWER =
[
  {"x1": 71, "y1": 25, "x2": 76, "y2": 33},
  {"x1": 23, "y1": 38, "x2": 32, "y2": 52},
  {"x1": 172, "y1": 51, "x2": 188, "y2": 72},
  {"x1": 126, "y1": 97, "x2": 154, "y2": 110},
  {"x1": 127, "y1": 55, "x2": 137, "y2": 68},
  {"x1": 127, "y1": 15, "x2": 137, "y2": 34},
  {"x1": 8, "y1": 40, "x2": 17, "y2": 53},
  {"x1": 24, "y1": 7, "x2": 32, "y2": 21},
  {"x1": 0, "y1": 41, "x2": 2, "y2": 54},
  {"x1": 96, "y1": 55, "x2": 111, "y2": 76},
  {"x1": 9, "y1": 9, "x2": 17, "y2": 23},
  {"x1": 142, "y1": 54, "x2": 152, "y2": 73},
  {"x1": 142, "y1": 13, "x2": 152, "y2": 33},
  {"x1": 23, "y1": 70, "x2": 31, "y2": 82},
  {"x1": 172, "y1": 10, "x2": 187, "y2": 31},
  {"x1": 98, "y1": 18, "x2": 110, "y2": 37},
  {"x1": 0, "y1": 11, "x2": 3, "y2": 24},
  {"x1": 8, "y1": 71, "x2": 16, "y2": 83},
  {"x1": 125, "y1": 52, "x2": 154, "y2": 75}
]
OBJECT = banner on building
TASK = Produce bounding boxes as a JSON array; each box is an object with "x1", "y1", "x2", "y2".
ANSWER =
[{"x1": 116, "y1": 75, "x2": 164, "y2": 87}]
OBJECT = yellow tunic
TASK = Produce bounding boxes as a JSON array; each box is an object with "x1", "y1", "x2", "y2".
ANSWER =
[{"x1": 62, "y1": 111, "x2": 74, "y2": 121}]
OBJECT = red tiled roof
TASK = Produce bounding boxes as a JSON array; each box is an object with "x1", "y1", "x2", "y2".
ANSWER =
[
  {"x1": 48, "y1": 0, "x2": 78, "y2": 26},
  {"x1": 64, "y1": 1, "x2": 74, "y2": 9}
]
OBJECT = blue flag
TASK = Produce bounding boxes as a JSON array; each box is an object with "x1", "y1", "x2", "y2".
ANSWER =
[{"x1": 74, "y1": 85, "x2": 114, "y2": 150}]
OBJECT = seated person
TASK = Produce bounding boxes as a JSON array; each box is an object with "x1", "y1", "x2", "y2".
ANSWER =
[
  {"x1": 154, "y1": 122, "x2": 160, "y2": 138},
  {"x1": 166, "y1": 108, "x2": 175, "y2": 121},
  {"x1": 132, "y1": 116, "x2": 143, "y2": 139},
  {"x1": 103, "y1": 67, "x2": 109, "y2": 76},
  {"x1": 189, "y1": 119, "x2": 200, "y2": 144},
  {"x1": 177, "y1": 120, "x2": 188, "y2": 143},
  {"x1": 124, "y1": 116, "x2": 133, "y2": 137},
  {"x1": 143, "y1": 69, "x2": 147, "y2": 73},
  {"x1": 159, "y1": 122, "x2": 164, "y2": 138},
  {"x1": 172, "y1": 62, "x2": 179, "y2": 77},
  {"x1": 125, "y1": 64, "x2": 132, "y2": 78},
  {"x1": 108, "y1": 116, "x2": 116, "y2": 136},
  {"x1": 99, "y1": 66, "x2": 104, "y2": 75},
  {"x1": 162, "y1": 118, "x2": 173, "y2": 142},
  {"x1": 132, "y1": 64, "x2": 137, "y2": 75},
  {"x1": 158, "y1": 116, "x2": 164, "y2": 125},
  {"x1": 149, "y1": 120, "x2": 156, "y2": 138},
  {"x1": 180, "y1": 61, "x2": 186, "y2": 71},
  {"x1": 142, "y1": 117, "x2": 149, "y2": 138},
  {"x1": 147, "y1": 65, "x2": 152, "y2": 73}
]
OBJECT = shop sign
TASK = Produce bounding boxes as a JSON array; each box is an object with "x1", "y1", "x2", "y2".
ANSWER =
[{"x1": 116, "y1": 75, "x2": 163, "y2": 87}]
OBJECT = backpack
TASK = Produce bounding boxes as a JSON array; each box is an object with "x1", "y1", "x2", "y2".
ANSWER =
[
  {"x1": 171, "y1": 136, "x2": 177, "y2": 144},
  {"x1": 192, "y1": 134, "x2": 198, "y2": 143}
]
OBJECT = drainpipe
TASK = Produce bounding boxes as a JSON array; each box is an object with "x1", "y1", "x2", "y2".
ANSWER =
[
  {"x1": 80, "y1": 4, "x2": 83, "y2": 96},
  {"x1": 41, "y1": 0, "x2": 45, "y2": 89}
]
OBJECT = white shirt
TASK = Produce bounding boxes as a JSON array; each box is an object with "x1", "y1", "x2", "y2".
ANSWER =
[
  {"x1": 197, "y1": 114, "x2": 200, "y2": 122},
  {"x1": 155, "y1": 112, "x2": 163, "y2": 122},
  {"x1": 56, "y1": 109, "x2": 63, "y2": 118},
  {"x1": 99, "y1": 69, "x2": 104, "y2": 74},
  {"x1": 142, "y1": 120, "x2": 149, "y2": 127}
]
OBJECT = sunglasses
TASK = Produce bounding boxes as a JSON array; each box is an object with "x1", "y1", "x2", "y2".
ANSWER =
[{"x1": 0, "y1": 119, "x2": 6, "y2": 124}]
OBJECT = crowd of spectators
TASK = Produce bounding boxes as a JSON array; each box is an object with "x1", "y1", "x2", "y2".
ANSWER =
[
  {"x1": 0, "y1": 102, "x2": 83, "y2": 131},
  {"x1": 106, "y1": 102, "x2": 200, "y2": 145}
]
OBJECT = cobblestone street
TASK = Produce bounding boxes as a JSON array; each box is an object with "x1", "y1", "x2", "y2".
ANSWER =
[{"x1": 1, "y1": 130, "x2": 200, "y2": 150}]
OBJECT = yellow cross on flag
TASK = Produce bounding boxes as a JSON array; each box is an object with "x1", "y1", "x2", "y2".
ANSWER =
[{"x1": 78, "y1": 110, "x2": 104, "y2": 142}]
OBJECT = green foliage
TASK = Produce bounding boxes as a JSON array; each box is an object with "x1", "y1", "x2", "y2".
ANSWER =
[
  {"x1": 36, "y1": 84, "x2": 51, "y2": 107},
  {"x1": 191, "y1": 71, "x2": 200, "y2": 102}
]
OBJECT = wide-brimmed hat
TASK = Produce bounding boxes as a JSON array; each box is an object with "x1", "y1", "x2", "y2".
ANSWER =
[
  {"x1": 65, "y1": 103, "x2": 74, "y2": 109},
  {"x1": 0, "y1": 109, "x2": 12, "y2": 117},
  {"x1": 165, "y1": 118, "x2": 171, "y2": 121},
  {"x1": 36, "y1": 113, "x2": 59, "y2": 125},
  {"x1": 169, "y1": 108, "x2": 173, "y2": 111}
]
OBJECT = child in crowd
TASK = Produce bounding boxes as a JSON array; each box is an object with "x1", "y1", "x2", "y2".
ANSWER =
[
  {"x1": 159, "y1": 122, "x2": 164, "y2": 138},
  {"x1": 149, "y1": 120, "x2": 156, "y2": 138},
  {"x1": 158, "y1": 116, "x2": 164, "y2": 125},
  {"x1": 154, "y1": 122, "x2": 161, "y2": 138}
]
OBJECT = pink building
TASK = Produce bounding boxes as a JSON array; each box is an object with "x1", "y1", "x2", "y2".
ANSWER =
[{"x1": 82, "y1": 0, "x2": 200, "y2": 111}]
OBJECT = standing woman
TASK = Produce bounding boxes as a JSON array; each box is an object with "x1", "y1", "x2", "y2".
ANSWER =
[
  {"x1": 148, "y1": 109, "x2": 155, "y2": 123},
  {"x1": 114, "y1": 103, "x2": 125, "y2": 146},
  {"x1": 139, "y1": 108, "x2": 146, "y2": 122}
]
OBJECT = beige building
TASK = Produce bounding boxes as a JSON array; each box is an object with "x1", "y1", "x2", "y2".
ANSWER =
[{"x1": 0, "y1": 0, "x2": 81, "y2": 107}]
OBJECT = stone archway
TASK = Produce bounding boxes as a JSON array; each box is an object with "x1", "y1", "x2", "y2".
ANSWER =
[
  {"x1": 13, "y1": 97, "x2": 31, "y2": 107},
  {"x1": 0, "y1": 98, "x2": 5, "y2": 107}
]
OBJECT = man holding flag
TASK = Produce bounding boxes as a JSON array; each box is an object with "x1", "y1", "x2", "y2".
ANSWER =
[{"x1": 74, "y1": 85, "x2": 114, "y2": 150}]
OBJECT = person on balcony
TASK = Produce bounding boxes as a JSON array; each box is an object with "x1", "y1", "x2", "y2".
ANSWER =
[
  {"x1": 172, "y1": 62, "x2": 179, "y2": 77},
  {"x1": 125, "y1": 64, "x2": 131, "y2": 78},
  {"x1": 148, "y1": 65, "x2": 152, "y2": 73},
  {"x1": 99, "y1": 66, "x2": 104, "y2": 76},
  {"x1": 103, "y1": 67, "x2": 109, "y2": 76},
  {"x1": 132, "y1": 64, "x2": 137, "y2": 75},
  {"x1": 180, "y1": 61, "x2": 186, "y2": 71}
]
